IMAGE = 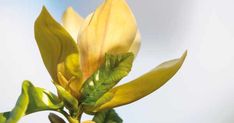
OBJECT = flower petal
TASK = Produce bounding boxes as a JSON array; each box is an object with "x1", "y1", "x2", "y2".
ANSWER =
[
  {"x1": 34, "y1": 7, "x2": 79, "y2": 82},
  {"x1": 62, "y1": 7, "x2": 84, "y2": 41},
  {"x1": 128, "y1": 30, "x2": 141, "y2": 56},
  {"x1": 78, "y1": 0, "x2": 137, "y2": 79},
  {"x1": 94, "y1": 51, "x2": 187, "y2": 111}
]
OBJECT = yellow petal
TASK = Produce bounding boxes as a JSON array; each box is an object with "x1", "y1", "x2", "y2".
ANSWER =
[
  {"x1": 34, "y1": 7, "x2": 79, "y2": 82},
  {"x1": 57, "y1": 54, "x2": 83, "y2": 98},
  {"x1": 128, "y1": 30, "x2": 141, "y2": 56},
  {"x1": 57, "y1": 71, "x2": 69, "y2": 89},
  {"x1": 57, "y1": 71, "x2": 83, "y2": 98},
  {"x1": 82, "y1": 120, "x2": 95, "y2": 123},
  {"x1": 78, "y1": 0, "x2": 137, "y2": 79},
  {"x1": 65, "y1": 54, "x2": 82, "y2": 78},
  {"x1": 94, "y1": 51, "x2": 187, "y2": 111},
  {"x1": 62, "y1": 7, "x2": 84, "y2": 41}
]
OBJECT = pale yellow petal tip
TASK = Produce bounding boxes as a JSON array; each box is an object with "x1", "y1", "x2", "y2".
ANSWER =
[
  {"x1": 66, "y1": 6, "x2": 75, "y2": 12},
  {"x1": 184, "y1": 50, "x2": 188, "y2": 56},
  {"x1": 181, "y1": 50, "x2": 188, "y2": 60},
  {"x1": 63, "y1": 6, "x2": 83, "y2": 19},
  {"x1": 64, "y1": 7, "x2": 80, "y2": 16},
  {"x1": 62, "y1": 6, "x2": 84, "y2": 42},
  {"x1": 128, "y1": 30, "x2": 141, "y2": 56}
]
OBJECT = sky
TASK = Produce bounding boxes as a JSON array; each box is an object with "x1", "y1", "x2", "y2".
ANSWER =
[{"x1": 1, "y1": 0, "x2": 234, "y2": 123}]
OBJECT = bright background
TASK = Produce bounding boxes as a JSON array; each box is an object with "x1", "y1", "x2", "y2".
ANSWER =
[{"x1": 1, "y1": 0, "x2": 234, "y2": 123}]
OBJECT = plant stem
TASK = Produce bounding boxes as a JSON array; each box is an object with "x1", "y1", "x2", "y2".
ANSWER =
[
  {"x1": 67, "y1": 116, "x2": 79, "y2": 123},
  {"x1": 58, "y1": 109, "x2": 80, "y2": 123},
  {"x1": 77, "y1": 107, "x2": 83, "y2": 122}
]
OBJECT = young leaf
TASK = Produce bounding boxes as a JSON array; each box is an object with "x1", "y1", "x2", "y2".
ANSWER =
[
  {"x1": 26, "y1": 82, "x2": 64, "y2": 114},
  {"x1": 48, "y1": 113, "x2": 66, "y2": 123},
  {"x1": 34, "y1": 6, "x2": 80, "y2": 82},
  {"x1": 94, "y1": 51, "x2": 187, "y2": 112},
  {"x1": 92, "y1": 109, "x2": 122, "y2": 123},
  {"x1": 55, "y1": 84, "x2": 79, "y2": 116},
  {"x1": 5, "y1": 81, "x2": 29, "y2": 123},
  {"x1": 1, "y1": 81, "x2": 63, "y2": 123},
  {"x1": 0, "y1": 112, "x2": 10, "y2": 123},
  {"x1": 80, "y1": 53, "x2": 134, "y2": 107}
]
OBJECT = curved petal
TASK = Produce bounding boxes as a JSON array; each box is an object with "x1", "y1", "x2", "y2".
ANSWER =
[
  {"x1": 78, "y1": 0, "x2": 137, "y2": 79},
  {"x1": 94, "y1": 51, "x2": 187, "y2": 111},
  {"x1": 62, "y1": 7, "x2": 84, "y2": 41},
  {"x1": 34, "y1": 7, "x2": 79, "y2": 82},
  {"x1": 128, "y1": 30, "x2": 141, "y2": 56}
]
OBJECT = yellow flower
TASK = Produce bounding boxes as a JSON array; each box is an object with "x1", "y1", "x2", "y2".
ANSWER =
[
  {"x1": 34, "y1": 0, "x2": 186, "y2": 113},
  {"x1": 62, "y1": 0, "x2": 141, "y2": 80},
  {"x1": 34, "y1": 0, "x2": 140, "y2": 99}
]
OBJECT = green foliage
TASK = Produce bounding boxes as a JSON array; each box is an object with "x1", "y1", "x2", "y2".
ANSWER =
[
  {"x1": 0, "y1": 81, "x2": 63, "y2": 123},
  {"x1": 94, "y1": 51, "x2": 187, "y2": 111},
  {"x1": 26, "y1": 85, "x2": 64, "y2": 114},
  {"x1": 93, "y1": 109, "x2": 122, "y2": 123},
  {"x1": 34, "y1": 6, "x2": 80, "y2": 82},
  {"x1": 0, "y1": 112, "x2": 10, "y2": 123},
  {"x1": 80, "y1": 53, "x2": 134, "y2": 108},
  {"x1": 3, "y1": 81, "x2": 30, "y2": 123}
]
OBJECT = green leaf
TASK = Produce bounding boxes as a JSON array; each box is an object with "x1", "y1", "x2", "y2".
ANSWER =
[
  {"x1": 26, "y1": 82, "x2": 64, "y2": 114},
  {"x1": 80, "y1": 53, "x2": 134, "y2": 107},
  {"x1": 55, "y1": 84, "x2": 79, "y2": 116},
  {"x1": 34, "y1": 6, "x2": 79, "y2": 82},
  {"x1": 94, "y1": 51, "x2": 187, "y2": 112},
  {"x1": 1, "y1": 81, "x2": 63, "y2": 123},
  {"x1": 0, "y1": 112, "x2": 10, "y2": 123},
  {"x1": 92, "y1": 109, "x2": 122, "y2": 123},
  {"x1": 48, "y1": 113, "x2": 66, "y2": 123},
  {"x1": 4, "y1": 81, "x2": 30, "y2": 123}
]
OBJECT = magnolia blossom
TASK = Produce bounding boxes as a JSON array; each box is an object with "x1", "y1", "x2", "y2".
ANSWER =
[
  {"x1": 34, "y1": 0, "x2": 186, "y2": 121},
  {"x1": 0, "y1": 0, "x2": 187, "y2": 122},
  {"x1": 62, "y1": 0, "x2": 141, "y2": 81}
]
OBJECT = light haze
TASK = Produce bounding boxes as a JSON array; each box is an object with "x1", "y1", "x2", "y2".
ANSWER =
[{"x1": 0, "y1": 0, "x2": 234, "y2": 123}]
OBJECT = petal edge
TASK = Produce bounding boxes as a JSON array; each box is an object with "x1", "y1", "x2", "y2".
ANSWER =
[{"x1": 94, "y1": 51, "x2": 187, "y2": 111}]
